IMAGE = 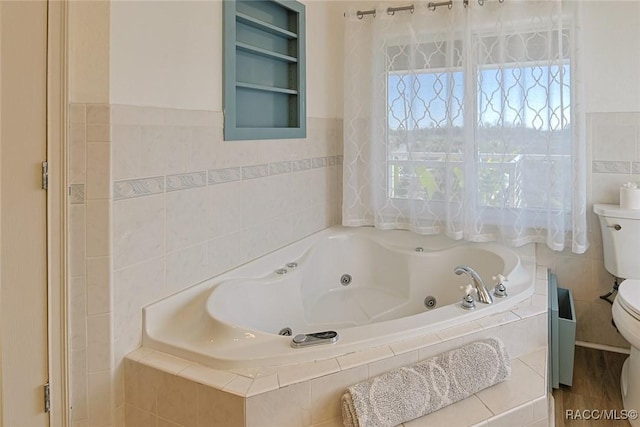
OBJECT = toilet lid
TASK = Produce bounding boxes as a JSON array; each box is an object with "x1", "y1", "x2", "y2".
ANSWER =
[{"x1": 617, "y1": 280, "x2": 640, "y2": 320}]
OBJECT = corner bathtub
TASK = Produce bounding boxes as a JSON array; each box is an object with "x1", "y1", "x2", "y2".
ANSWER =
[{"x1": 142, "y1": 226, "x2": 534, "y2": 370}]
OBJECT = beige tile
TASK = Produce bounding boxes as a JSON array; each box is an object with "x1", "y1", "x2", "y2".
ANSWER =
[
  {"x1": 519, "y1": 348, "x2": 547, "y2": 378},
  {"x1": 124, "y1": 359, "x2": 160, "y2": 413},
  {"x1": 87, "y1": 104, "x2": 110, "y2": 124},
  {"x1": 70, "y1": 349, "x2": 88, "y2": 421},
  {"x1": 246, "y1": 373, "x2": 280, "y2": 397},
  {"x1": 198, "y1": 384, "x2": 244, "y2": 427},
  {"x1": 310, "y1": 365, "x2": 368, "y2": 424},
  {"x1": 389, "y1": 333, "x2": 442, "y2": 355},
  {"x1": 87, "y1": 124, "x2": 110, "y2": 142},
  {"x1": 277, "y1": 358, "x2": 341, "y2": 387},
  {"x1": 403, "y1": 395, "x2": 493, "y2": 427},
  {"x1": 126, "y1": 347, "x2": 155, "y2": 362},
  {"x1": 437, "y1": 321, "x2": 483, "y2": 341},
  {"x1": 157, "y1": 373, "x2": 197, "y2": 426},
  {"x1": 536, "y1": 266, "x2": 548, "y2": 280},
  {"x1": 222, "y1": 375, "x2": 253, "y2": 396},
  {"x1": 70, "y1": 104, "x2": 87, "y2": 124},
  {"x1": 124, "y1": 404, "x2": 156, "y2": 427},
  {"x1": 336, "y1": 345, "x2": 394, "y2": 371},
  {"x1": 476, "y1": 311, "x2": 521, "y2": 329},
  {"x1": 68, "y1": 205, "x2": 86, "y2": 277},
  {"x1": 525, "y1": 419, "x2": 548, "y2": 427},
  {"x1": 86, "y1": 199, "x2": 111, "y2": 257},
  {"x1": 86, "y1": 256, "x2": 111, "y2": 316},
  {"x1": 69, "y1": 276, "x2": 87, "y2": 351},
  {"x1": 512, "y1": 294, "x2": 547, "y2": 319},
  {"x1": 179, "y1": 363, "x2": 237, "y2": 390},
  {"x1": 532, "y1": 396, "x2": 548, "y2": 421},
  {"x1": 69, "y1": 123, "x2": 87, "y2": 184},
  {"x1": 487, "y1": 401, "x2": 535, "y2": 427},
  {"x1": 86, "y1": 314, "x2": 111, "y2": 372},
  {"x1": 140, "y1": 351, "x2": 192, "y2": 375},
  {"x1": 476, "y1": 359, "x2": 545, "y2": 415},
  {"x1": 535, "y1": 279, "x2": 548, "y2": 296},
  {"x1": 88, "y1": 370, "x2": 113, "y2": 426},
  {"x1": 246, "y1": 382, "x2": 311, "y2": 427},
  {"x1": 499, "y1": 314, "x2": 548, "y2": 360}
]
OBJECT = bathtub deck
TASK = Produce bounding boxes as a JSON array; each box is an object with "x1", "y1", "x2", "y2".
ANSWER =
[{"x1": 125, "y1": 268, "x2": 550, "y2": 427}]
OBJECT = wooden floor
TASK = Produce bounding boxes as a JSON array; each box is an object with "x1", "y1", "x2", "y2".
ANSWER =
[{"x1": 553, "y1": 346, "x2": 631, "y2": 426}]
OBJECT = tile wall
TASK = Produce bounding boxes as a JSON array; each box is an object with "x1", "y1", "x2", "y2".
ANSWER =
[
  {"x1": 68, "y1": 103, "x2": 343, "y2": 426},
  {"x1": 536, "y1": 112, "x2": 640, "y2": 349}
]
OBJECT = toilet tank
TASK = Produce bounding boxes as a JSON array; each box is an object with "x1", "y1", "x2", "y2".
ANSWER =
[{"x1": 594, "y1": 204, "x2": 640, "y2": 279}]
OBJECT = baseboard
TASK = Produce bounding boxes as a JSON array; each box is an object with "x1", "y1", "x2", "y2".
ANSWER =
[{"x1": 575, "y1": 340, "x2": 631, "y2": 355}]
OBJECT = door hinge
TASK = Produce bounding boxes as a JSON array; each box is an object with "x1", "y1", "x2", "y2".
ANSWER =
[
  {"x1": 42, "y1": 161, "x2": 48, "y2": 190},
  {"x1": 44, "y1": 382, "x2": 51, "y2": 413}
]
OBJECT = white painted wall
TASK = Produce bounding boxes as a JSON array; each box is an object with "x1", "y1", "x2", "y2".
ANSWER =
[
  {"x1": 581, "y1": 0, "x2": 640, "y2": 113},
  {"x1": 109, "y1": 0, "x2": 344, "y2": 118},
  {"x1": 68, "y1": 0, "x2": 110, "y2": 103}
]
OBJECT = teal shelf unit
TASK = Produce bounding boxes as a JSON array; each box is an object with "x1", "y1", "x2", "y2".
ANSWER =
[{"x1": 223, "y1": 0, "x2": 306, "y2": 141}]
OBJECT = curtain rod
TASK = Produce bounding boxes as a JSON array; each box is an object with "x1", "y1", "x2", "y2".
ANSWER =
[{"x1": 351, "y1": 0, "x2": 504, "y2": 19}]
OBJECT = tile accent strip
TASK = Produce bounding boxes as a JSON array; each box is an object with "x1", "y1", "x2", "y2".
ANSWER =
[
  {"x1": 208, "y1": 167, "x2": 242, "y2": 185},
  {"x1": 114, "y1": 156, "x2": 340, "y2": 200},
  {"x1": 241, "y1": 164, "x2": 269, "y2": 180},
  {"x1": 633, "y1": 162, "x2": 640, "y2": 175},
  {"x1": 114, "y1": 176, "x2": 165, "y2": 200},
  {"x1": 70, "y1": 184, "x2": 85, "y2": 205},
  {"x1": 166, "y1": 171, "x2": 207, "y2": 192},
  {"x1": 592, "y1": 160, "x2": 631, "y2": 174}
]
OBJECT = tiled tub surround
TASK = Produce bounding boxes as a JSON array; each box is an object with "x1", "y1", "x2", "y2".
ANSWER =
[
  {"x1": 125, "y1": 267, "x2": 550, "y2": 427},
  {"x1": 67, "y1": 103, "x2": 343, "y2": 426}
]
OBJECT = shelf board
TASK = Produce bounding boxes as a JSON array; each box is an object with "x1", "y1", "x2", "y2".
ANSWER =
[
  {"x1": 236, "y1": 82, "x2": 298, "y2": 95},
  {"x1": 236, "y1": 41, "x2": 298, "y2": 63},
  {"x1": 236, "y1": 12, "x2": 298, "y2": 39}
]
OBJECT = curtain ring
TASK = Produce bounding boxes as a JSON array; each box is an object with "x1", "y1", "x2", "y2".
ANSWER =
[
  {"x1": 478, "y1": 0, "x2": 484, "y2": 5},
  {"x1": 463, "y1": 0, "x2": 469, "y2": 7},
  {"x1": 448, "y1": 1, "x2": 453, "y2": 9},
  {"x1": 428, "y1": 2, "x2": 436, "y2": 11},
  {"x1": 410, "y1": 5, "x2": 415, "y2": 13},
  {"x1": 387, "y1": 9, "x2": 395, "y2": 15},
  {"x1": 357, "y1": 10, "x2": 364, "y2": 19},
  {"x1": 498, "y1": 0, "x2": 504, "y2": 3}
]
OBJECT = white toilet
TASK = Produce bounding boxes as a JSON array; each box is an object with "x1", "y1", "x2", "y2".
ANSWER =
[{"x1": 594, "y1": 203, "x2": 640, "y2": 425}]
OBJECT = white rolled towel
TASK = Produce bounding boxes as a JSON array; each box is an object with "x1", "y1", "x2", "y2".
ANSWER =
[{"x1": 341, "y1": 337, "x2": 511, "y2": 427}]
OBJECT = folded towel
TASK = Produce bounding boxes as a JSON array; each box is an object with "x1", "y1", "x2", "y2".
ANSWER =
[{"x1": 341, "y1": 338, "x2": 511, "y2": 427}]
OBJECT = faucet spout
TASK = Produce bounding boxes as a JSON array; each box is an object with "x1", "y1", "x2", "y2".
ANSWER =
[{"x1": 454, "y1": 265, "x2": 493, "y2": 304}]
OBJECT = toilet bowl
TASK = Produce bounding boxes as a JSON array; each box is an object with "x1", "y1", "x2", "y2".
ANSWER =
[
  {"x1": 594, "y1": 204, "x2": 640, "y2": 425},
  {"x1": 612, "y1": 280, "x2": 640, "y2": 426}
]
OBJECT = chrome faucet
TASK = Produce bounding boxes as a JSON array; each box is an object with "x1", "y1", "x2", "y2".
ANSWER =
[{"x1": 454, "y1": 265, "x2": 493, "y2": 304}]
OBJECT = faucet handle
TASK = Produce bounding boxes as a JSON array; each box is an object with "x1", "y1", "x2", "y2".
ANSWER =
[
  {"x1": 492, "y1": 274, "x2": 508, "y2": 283},
  {"x1": 460, "y1": 283, "x2": 475, "y2": 297},
  {"x1": 492, "y1": 274, "x2": 508, "y2": 298},
  {"x1": 460, "y1": 283, "x2": 476, "y2": 310}
]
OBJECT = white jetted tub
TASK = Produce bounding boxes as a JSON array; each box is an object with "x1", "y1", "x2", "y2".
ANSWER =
[{"x1": 143, "y1": 226, "x2": 534, "y2": 370}]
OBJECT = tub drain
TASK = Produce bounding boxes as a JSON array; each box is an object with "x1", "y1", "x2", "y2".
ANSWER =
[
  {"x1": 340, "y1": 274, "x2": 352, "y2": 286},
  {"x1": 424, "y1": 296, "x2": 437, "y2": 309},
  {"x1": 278, "y1": 327, "x2": 292, "y2": 336}
]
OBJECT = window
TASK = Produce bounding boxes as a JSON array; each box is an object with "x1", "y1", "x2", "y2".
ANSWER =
[{"x1": 387, "y1": 30, "x2": 572, "y2": 218}]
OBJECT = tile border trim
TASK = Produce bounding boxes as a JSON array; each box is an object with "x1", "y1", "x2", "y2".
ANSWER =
[{"x1": 115, "y1": 155, "x2": 341, "y2": 201}]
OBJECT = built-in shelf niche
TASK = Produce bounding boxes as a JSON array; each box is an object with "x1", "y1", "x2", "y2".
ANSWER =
[{"x1": 224, "y1": 0, "x2": 306, "y2": 140}]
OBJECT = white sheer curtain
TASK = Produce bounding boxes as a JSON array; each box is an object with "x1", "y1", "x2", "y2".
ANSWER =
[{"x1": 342, "y1": 0, "x2": 587, "y2": 253}]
